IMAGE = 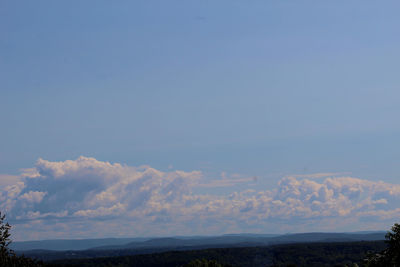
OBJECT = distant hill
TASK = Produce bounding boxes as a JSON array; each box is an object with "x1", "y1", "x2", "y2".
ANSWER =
[
  {"x1": 48, "y1": 241, "x2": 388, "y2": 267},
  {"x1": 91, "y1": 232, "x2": 385, "y2": 251},
  {"x1": 10, "y1": 237, "x2": 148, "y2": 251},
  {"x1": 12, "y1": 232, "x2": 385, "y2": 252},
  {"x1": 267, "y1": 232, "x2": 385, "y2": 244},
  {"x1": 13, "y1": 232, "x2": 386, "y2": 262}
]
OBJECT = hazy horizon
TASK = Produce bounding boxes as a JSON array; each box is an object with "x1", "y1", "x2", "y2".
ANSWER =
[{"x1": 2, "y1": 0, "x2": 400, "y2": 242}]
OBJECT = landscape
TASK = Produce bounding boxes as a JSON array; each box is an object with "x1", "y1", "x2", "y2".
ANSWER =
[
  {"x1": 4, "y1": 229, "x2": 395, "y2": 266},
  {"x1": 2, "y1": 0, "x2": 400, "y2": 266}
]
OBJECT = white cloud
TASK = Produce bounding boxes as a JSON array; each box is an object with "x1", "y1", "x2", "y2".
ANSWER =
[
  {"x1": 19, "y1": 191, "x2": 47, "y2": 203},
  {"x1": 0, "y1": 174, "x2": 21, "y2": 187},
  {"x1": 2, "y1": 156, "x2": 400, "y2": 240},
  {"x1": 286, "y1": 172, "x2": 351, "y2": 179},
  {"x1": 198, "y1": 172, "x2": 257, "y2": 188}
]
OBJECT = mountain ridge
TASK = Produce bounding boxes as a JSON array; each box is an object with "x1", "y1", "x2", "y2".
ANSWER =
[{"x1": 12, "y1": 231, "x2": 386, "y2": 252}]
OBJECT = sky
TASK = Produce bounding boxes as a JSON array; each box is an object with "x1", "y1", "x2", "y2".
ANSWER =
[{"x1": 1, "y1": 0, "x2": 400, "y2": 241}]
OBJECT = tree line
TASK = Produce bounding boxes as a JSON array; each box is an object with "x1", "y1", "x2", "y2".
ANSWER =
[{"x1": 1, "y1": 211, "x2": 400, "y2": 267}]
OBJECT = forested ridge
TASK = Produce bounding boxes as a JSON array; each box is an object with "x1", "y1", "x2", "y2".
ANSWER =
[
  {"x1": 46, "y1": 241, "x2": 386, "y2": 267},
  {"x1": 3, "y1": 211, "x2": 400, "y2": 266}
]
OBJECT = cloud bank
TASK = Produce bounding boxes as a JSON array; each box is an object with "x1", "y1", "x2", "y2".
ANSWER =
[{"x1": 1, "y1": 156, "x2": 399, "y2": 240}]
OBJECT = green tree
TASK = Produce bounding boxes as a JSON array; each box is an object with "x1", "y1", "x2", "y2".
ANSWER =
[
  {"x1": 183, "y1": 258, "x2": 231, "y2": 267},
  {"x1": 0, "y1": 212, "x2": 11, "y2": 247},
  {"x1": 384, "y1": 223, "x2": 400, "y2": 265},
  {"x1": 364, "y1": 223, "x2": 400, "y2": 267},
  {"x1": 0, "y1": 211, "x2": 13, "y2": 264},
  {"x1": 0, "y1": 211, "x2": 43, "y2": 267}
]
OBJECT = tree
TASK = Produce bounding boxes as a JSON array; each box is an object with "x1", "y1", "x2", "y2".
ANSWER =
[
  {"x1": 0, "y1": 211, "x2": 12, "y2": 258},
  {"x1": 0, "y1": 211, "x2": 44, "y2": 267},
  {"x1": 183, "y1": 258, "x2": 233, "y2": 267},
  {"x1": 384, "y1": 223, "x2": 400, "y2": 265},
  {"x1": 364, "y1": 223, "x2": 400, "y2": 267}
]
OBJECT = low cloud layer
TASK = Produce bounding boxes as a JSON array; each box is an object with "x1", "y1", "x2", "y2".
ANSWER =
[{"x1": 1, "y1": 157, "x2": 399, "y2": 240}]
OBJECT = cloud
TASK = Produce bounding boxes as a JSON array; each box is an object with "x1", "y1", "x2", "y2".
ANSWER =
[
  {"x1": 2, "y1": 156, "x2": 201, "y2": 222},
  {"x1": 285, "y1": 172, "x2": 351, "y2": 179},
  {"x1": 2, "y1": 156, "x2": 400, "y2": 240},
  {"x1": 197, "y1": 172, "x2": 257, "y2": 188},
  {"x1": 0, "y1": 174, "x2": 21, "y2": 187},
  {"x1": 19, "y1": 191, "x2": 47, "y2": 203}
]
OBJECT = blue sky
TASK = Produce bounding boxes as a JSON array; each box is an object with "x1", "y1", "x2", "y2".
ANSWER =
[{"x1": 1, "y1": 1, "x2": 400, "y2": 240}]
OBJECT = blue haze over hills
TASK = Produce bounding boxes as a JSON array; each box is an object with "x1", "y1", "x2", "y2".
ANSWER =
[{"x1": 12, "y1": 232, "x2": 385, "y2": 252}]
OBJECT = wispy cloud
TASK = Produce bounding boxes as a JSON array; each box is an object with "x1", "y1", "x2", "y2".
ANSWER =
[
  {"x1": 0, "y1": 174, "x2": 21, "y2": 187},
  {"x1": 1, "y1": 157, "x2": 399, "y2": 240},
  {"x1": 197, "y1": 172, "x2": 257, "y2": 188},
  {"x1": 285, "y1": 172, "x2": 352, "y2": 179}
]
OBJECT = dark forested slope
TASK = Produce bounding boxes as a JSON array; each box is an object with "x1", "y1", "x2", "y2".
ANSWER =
[{"x1": 46, "y1": 241, "x2": 387, "y2": 267}]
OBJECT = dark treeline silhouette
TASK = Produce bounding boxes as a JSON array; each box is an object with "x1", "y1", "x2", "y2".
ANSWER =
[
  {"x1": 0, "y1": 212, "x2": 44, "y2": 267},
  {"x1": 46, "y1": 241, "x2": 386, "y2": 267},
  {"x1": 364, "y1": 223, "x2": 400, "y2": 266},
  {"x1": 2, "y1": 210, "x2": 400, "y2": 266}
]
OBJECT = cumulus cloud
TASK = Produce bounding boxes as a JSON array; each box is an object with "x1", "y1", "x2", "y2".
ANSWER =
[
  {"x1": 0, "y1": 174, "x2": 21, "y2": 187},
  {"x1": 2, "y1": 156, "x2": 400, "y2": 240},
  {"x1": 285, "y1": 172, "x2": 351, "y2": 179},
  {"x1": 19, "y1": 191, "x2": 47, "y2": 203},
  {"x1": 197, "y1": 172, "x2": 257, "y2": 188},
  {"x1": 1, "y1": 156, "x2": 201, "y2": 222}
]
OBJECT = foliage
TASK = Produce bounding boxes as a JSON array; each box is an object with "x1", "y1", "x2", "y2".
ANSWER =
[
  {"x1": 1, "y1": 208, "x2": 394, "y2": 267},
  {"x1": 0, "y1": 211, "x2": 12, "y2": 257},
  {"x1": 183, "y1": 258, "x2": 232, "y2": 267},
  {"x1": 0, "y1": 211, "x2": 44, "y2": 267},
  {"x1": 364, "y1": 223, "x2": 400, "y2": 267},
  {"x1": 385, "y1": 223, "x2": 400, "y2": 265},
  {"x1": 47, "y1": 241, "x2": 386, "y2": 267}
]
